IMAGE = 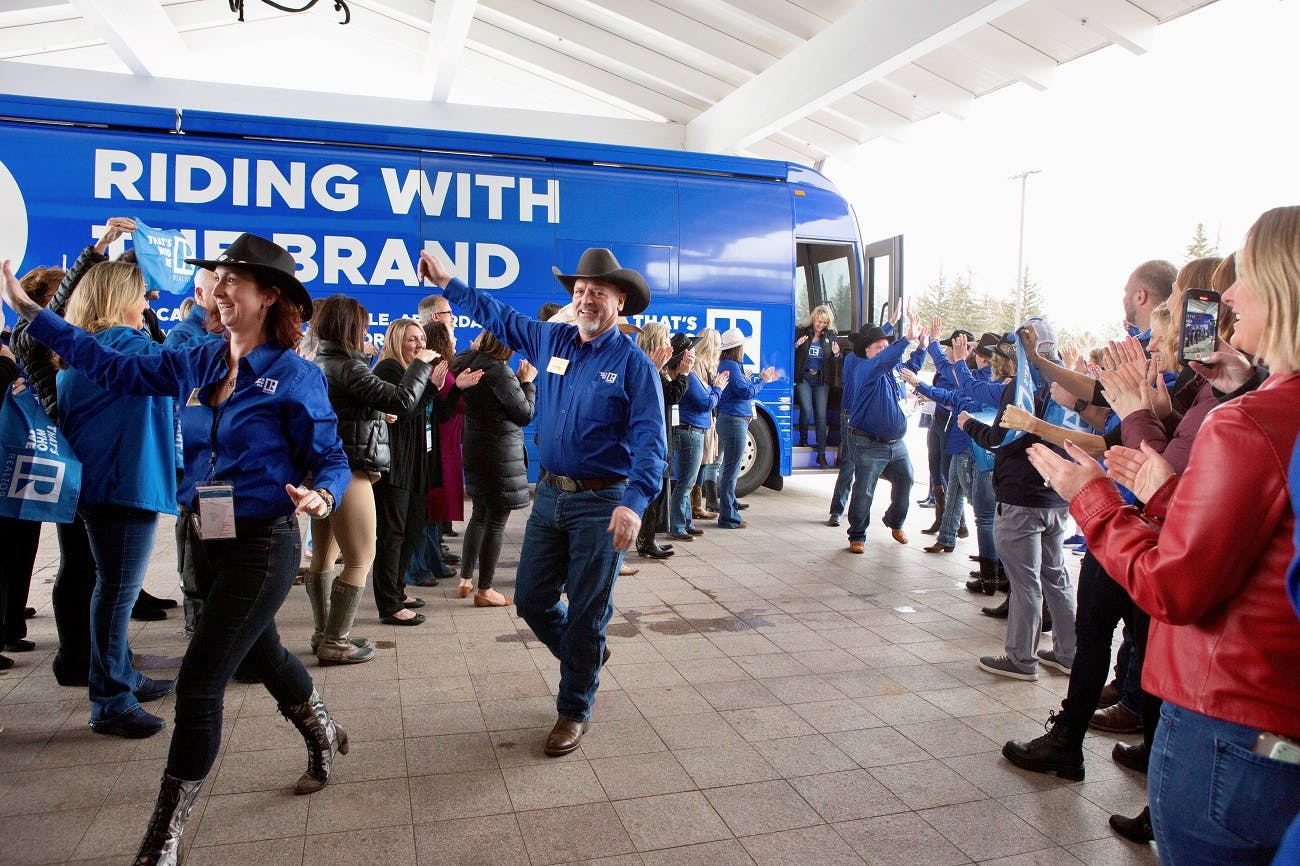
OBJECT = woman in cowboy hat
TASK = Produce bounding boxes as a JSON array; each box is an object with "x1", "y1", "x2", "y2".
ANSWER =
[
  {"x1": 715, "y1": 327, "x2": 779, "y2": 528},
  {"x1": 3, "y1": 232, "x2": 353, "y2": 866}
]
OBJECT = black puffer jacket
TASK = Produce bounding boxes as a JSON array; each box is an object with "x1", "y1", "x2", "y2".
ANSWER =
[
  {"x1": 373, "y1": 357, "x2": 461, "y2": 491},
  {"x1": 314, "y1": 340, "x2": 432, "y2": 475},
  {"x1": 453, "y1": 349, "x2": 536, "y2": 510},
  {"x1": 12, "y1": 245, "x2": 107, "y2": 421}
]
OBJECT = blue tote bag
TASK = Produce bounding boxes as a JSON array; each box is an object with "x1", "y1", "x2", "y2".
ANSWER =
[{"x1": 0, "y1": 386, "x2": 82, "y2": 523}]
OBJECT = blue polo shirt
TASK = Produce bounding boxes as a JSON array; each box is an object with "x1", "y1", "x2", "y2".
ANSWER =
[
  {"x1": 441, "y1": 279, "x2": 666, "y2": 516},
  {"x1": 717, "y1": 358, "x2": 768, "y2": 418},
  {"x1": 29, "y1": 309, "x2": 351, "y2": 519},
  {"x1": 846, "y1": 338, "x2": 911, "y2": 441}
]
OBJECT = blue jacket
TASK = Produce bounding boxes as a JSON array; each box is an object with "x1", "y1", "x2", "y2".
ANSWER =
[
  {"x1": 55, "y1": 326, "x2": 176, "y2": 514},
  {"x1": 30, "y1": 309, "x2": 351, "y2": 519},
  {"x1": 677, "y1": 371, "x2": 721, "y2": 429},
  {"x1": 913, "y1": 380, "x2": 973, "y2": 456},
  {"x1": 717, "y1": 358, "x2": 769, "y2": 419},
  {"x1": 846, "y1": 339, "x2": 911, "y2": 441},
  {"x1": 163, "y1": 306, "x2": 219, "y2": 350},
  {"x1": 441, "y1": 279, "x2": 666, "y2": 517},
  {"x1": 952, "y1": 359, "x2": 1005, "y2": 410},
  {"x1": 839, "y1": 353, "x2": 861, "y2": 415}
]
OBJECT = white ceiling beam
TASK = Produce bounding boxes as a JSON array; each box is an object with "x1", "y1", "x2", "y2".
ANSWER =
[
  {"x1": 68, "y1": 0, "x2": 185, "y2": 77},
  {"x1": 827, "y1": 94, "x2": 910, "y2": 142},
  {"x1": 685, "y1": 0, "x2": 1031, "y2": 155},
  {"x1": 882, "y1": 63, "x2": 975, "y2": 119},
  {"x1": 952, "y1": 24, "x2": 1056, "y2": 91},
  {"x1": 420, "y1": 0, "x2": 476, "y2": 102},
  {"x1": 1045, "y1": 0, "x2": 1157, "y2": 55},
  {"x1": 0, "y1": 58, "x2": 688, "y2": 148},
  {"x1": 479, "y1": 0, "x2": 729, "y2": 104}
]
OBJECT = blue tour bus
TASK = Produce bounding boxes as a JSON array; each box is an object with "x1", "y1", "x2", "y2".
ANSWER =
[{"x1": 0, "y1": 94, "x2": 902, "y2": 496}]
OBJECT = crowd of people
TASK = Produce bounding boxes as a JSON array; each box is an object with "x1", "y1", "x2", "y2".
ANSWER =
[{"x1": 1, "y1": 203, "x2": 1298, "y2": 865}]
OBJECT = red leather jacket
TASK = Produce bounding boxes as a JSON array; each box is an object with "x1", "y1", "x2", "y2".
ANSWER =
[{"x1": 1071, "y1": 371, "x2": 1300, "y2": 738}]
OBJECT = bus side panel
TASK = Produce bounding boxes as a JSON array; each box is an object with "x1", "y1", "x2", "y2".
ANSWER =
[{"x1": 676, "y1": 175, "x2": 796, "y2": 479}]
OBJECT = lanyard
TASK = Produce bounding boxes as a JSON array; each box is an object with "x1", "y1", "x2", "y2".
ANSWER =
[{"x1": 206, "y1": 370, "x2": 234, "y2": 484}]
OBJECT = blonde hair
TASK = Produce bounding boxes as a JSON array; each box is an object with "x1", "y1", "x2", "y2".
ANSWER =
[
  {"x1": 1149, "y1": 302, "x2": 1181, "y2": 374},
  {"x1": 694, "y1": 328, "x2": 721, "y2": 380},
  {"x1": 1238, "y1": 206, "x2": 1300, "y2": 373},
  {"x1": 378, "y1": 318, "x2": 422, "y2": 368},
  {"x1": 636, "y1": 321, "x2": 670, "y2": 356},
  {"x1": 804, "y1": 304, "x2": 834, "y2": 329},
  {"x1": 64, "y1": 262, "x2": 145, "y2": 335}
]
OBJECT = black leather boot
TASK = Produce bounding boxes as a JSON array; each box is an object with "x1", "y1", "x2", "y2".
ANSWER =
[
  {"x1": 1112, "y1": 741, "x2": 1149, "y2": 773},
  {"x1": 922, "y1": 489, "x2": 945, "y2": 534},
  {"x1": 981, "y1": 598, "x2": 1008, "y2": 618},
  {"x1": 703, "y1": 480, "x2": 720, "y2": 513},
  {"x1": 279, "y1": 688, "x2": 349, "y2": 794},
  {"x1": 1002, "y1": 711, "x2": 1085, "y2": 781},
  {"x1": 636, "y1": 540, "x2": 675, "y2": 559},
  {"x1": 1109, "y1": 806, "x2": 1154, "y2": 844},
  {"x1": 133, "y1": 773, "x2": 204, "y2": 865},
  {"x1": 965, "y1": 559, "x2": 999, "y2": 595}
]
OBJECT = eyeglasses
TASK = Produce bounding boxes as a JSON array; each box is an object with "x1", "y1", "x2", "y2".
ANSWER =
[{"x1": 428, "y1": 310, "x2": 453, "y2": 320}]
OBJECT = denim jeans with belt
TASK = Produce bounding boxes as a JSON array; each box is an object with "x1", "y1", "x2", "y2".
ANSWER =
[
  {"x1": 82, "y1": 505, "x2": 157, "y2": 722},
  {"x1": 514, "y1": 479, "x2": 625, "y2": 722},
  {"x1": 716, "y1": 414, "x2": 750, "y2": 527},
  {"x1": 829, "y1": 410, "x2": 855, "y2": 518},
  {"x1": 846, "y1": 435, "x2": 912, "y2": 542},
  {"x1": 1150, "y1": 702, "x2": 1300, "y2": 865},
  {"x1": 168, "y1": 514, "x2": 314, "y2": 781},
  {"x1": 669, "y1": 426, "x2": 705, "y2": 535}
]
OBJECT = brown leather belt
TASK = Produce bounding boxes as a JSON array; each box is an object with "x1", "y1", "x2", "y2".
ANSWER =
[{"x1": 539, "y1": 468, "x2": 627, "y2": 493}]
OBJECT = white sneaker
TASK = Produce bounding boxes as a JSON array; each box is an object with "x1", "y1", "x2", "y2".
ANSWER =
[
  {"x1": 978, "y1": 654, "x2": 1039, "y2": 681},
  {"x1": 1037, "y1": 649, "x2": 1072, "y2": 675}
]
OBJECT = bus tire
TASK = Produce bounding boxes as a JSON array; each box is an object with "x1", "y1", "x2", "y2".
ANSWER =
[{"x1": 737, "y1": 417, "x2": 775, "y2": 498}]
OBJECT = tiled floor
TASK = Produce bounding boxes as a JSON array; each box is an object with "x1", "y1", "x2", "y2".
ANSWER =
[{"x1": 0, "y1": 467, "x2": 1158, "y2": 866}]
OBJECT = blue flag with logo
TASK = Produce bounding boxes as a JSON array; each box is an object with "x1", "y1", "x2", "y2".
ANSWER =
[
  {"x1": 131, "y1": 219, "x2": 196, "y2": 296},
  {"x1": 0, "y1": 386, "x2": 82, "y2": 523}
]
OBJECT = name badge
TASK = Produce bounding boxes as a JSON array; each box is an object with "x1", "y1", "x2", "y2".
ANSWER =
[
  {"x1": 186, "y1": 388, "x2": 202, "y2": 407},
  {"x1": 670, "y1": 404, "x2": 680, "y2": 427},
  {"x1": 196, "y1": 482, "x2": 237, "y2": 540},
  {"x1": 546, "y1": 356, "x2": 570, "y2": 375},
  {"x1": 425, "y1": 422, "x2": 433, "y2": 452}
]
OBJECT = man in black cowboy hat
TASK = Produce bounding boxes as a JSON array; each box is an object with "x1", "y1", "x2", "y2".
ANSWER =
[{"x1": 419, "y1": 246, "x2": 666, "y2": 757}]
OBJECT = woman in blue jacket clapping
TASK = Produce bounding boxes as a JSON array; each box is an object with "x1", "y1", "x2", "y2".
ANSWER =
[{"x1": 715, "y1": 327, "x2": 779, "y2": 528}]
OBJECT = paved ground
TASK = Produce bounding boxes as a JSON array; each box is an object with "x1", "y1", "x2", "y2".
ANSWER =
[{"x1": 0, "y1": 455, "x2": 1158, "y2": 866}]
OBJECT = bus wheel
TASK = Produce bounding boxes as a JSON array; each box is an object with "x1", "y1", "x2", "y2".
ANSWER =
[{"x1": 736, "y1": 418, "x2": 775, "y2": 498}]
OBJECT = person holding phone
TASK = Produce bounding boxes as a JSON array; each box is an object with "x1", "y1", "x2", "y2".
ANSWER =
[{"x1": 1022, "y1": 206, "x2": 1300, "y2": 864}]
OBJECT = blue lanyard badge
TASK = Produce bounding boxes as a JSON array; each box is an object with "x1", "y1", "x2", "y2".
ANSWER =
[{"x1": 196, "y1": 482, "x2": 236, "y2": 539}]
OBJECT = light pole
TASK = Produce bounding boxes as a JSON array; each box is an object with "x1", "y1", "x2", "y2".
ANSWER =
[{"x1": 1010, "y1": 169, "x2": 1040, "y2": 326}]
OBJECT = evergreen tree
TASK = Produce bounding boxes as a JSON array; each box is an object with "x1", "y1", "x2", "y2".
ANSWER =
[{"x1": 1185, "y1": 222, "x2": 1219, "y2": 262}]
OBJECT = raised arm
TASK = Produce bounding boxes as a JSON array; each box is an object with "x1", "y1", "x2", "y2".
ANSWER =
[{"x1": 420, "y1": 250, "x2": 545, "y2": 362}]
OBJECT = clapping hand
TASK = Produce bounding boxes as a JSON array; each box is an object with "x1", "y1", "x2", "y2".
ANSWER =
[
  {"x1": 999, "y1": 404, "x2": 1036, "y2": 433},
  {"x1": 1103, "y1": 441, "x2": 1176, "y2": 503},
  {"x1": 1098, "y1": 360, "x2": 1152, "y2": 420},
  {"x1": 454, "y1": 367, "x2": 485, "y2": 389},
  {"x1": 430, "y1": 360, "x2": 449, "y2": 383},
  {"x1": 650, "y1": 344, "x2": 673, "y2": 370},
  {"x1": 1025, "y1": 441, "x2": 1104, "y2": 501},
  {"x1": 713, "y1": 370, "x2": 731, "y2": 390},
  {"x1": 516, "y1": 359, "x2": 538, "y2": 383},
  {"x1": 758, "y1": 366, "x2": 780, "y2": 383}
]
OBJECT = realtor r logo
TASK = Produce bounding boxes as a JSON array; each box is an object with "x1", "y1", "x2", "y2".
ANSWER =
[{"x1": 8, "y1": 454, "x2": 65, "y2": 503}]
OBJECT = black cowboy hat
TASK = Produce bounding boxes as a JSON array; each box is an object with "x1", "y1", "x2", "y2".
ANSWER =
[
  {"x1": 551, "y1": 248, "x2": 651, "y2": 317},
  {"x1": 186, "y1": 233, "x2": 314, "y2": 321},
  {"x1": 848, "y1": 324, "x2": 889, "y2": 358},
  {"x1": 939, "y1": 328, "x2": 976, "y2": 347},
  {"x1": 973, "y1": 332, "x2": 1002, "y2": 356},
  {"x1": 667, "y1": 331, "x2": 703, "y2": 368}
]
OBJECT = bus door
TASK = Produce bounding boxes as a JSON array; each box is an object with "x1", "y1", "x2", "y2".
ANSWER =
[
  {"x1": 794, "y1": 241, "x2": 860, "y2": 468},
  {"x1": 861, "y1": 235, "x2": 905, "y2": 327}
]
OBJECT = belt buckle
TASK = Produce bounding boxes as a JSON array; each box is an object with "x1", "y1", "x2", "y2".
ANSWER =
[{"x1": 555, "y1": 475, "x2": 580, "y2": 493}]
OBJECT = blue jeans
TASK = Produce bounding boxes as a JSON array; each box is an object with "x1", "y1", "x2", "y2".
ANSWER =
[
  {"x1": 1151, "y1": 702, "x2": 1300, "y2": 865},
  {"x1": 846, "y1": 436, "x2": 913, "y2": 542},
  {"x1": 795, "y1": 377, "x2": 829, "y2": 454},
  {"x1": 82, "y1": 506, "x2": 156, "y2": 722},
  {"x1": 716, "y1": 414, "x2": 750, "y2": 527},
  {"x1": 697, "y1": 457, "x2": 719, "y2": 486},
  {"x1": 937, "y1": 450, "x2": 974, "y2": 547},
  {"x1": 829, "y1": 411, "x2": 855, "y2": 518},
  {"x1": 169, "y1": 514, "x2": 313, "y2": 781},
  {"x1": 971, "y1": 467, "x2": 997, "y2": 562},
  {"x1": 515, "y1": 480, "x2": 626, "y2": 722},
  {"x1": 669, "y1": 426, "x2": 705, "y2": 535},
  {"x1": 404, "y1": 520, "x2": 447, "y2": 585}
]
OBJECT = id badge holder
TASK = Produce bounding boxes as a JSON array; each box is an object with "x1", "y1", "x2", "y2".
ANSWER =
[
  {"x1": 426, "y1": 422, "x2": 434, "y2": 452},
  {"x1": 196, "y1": 482, "x2": 237, "y2": 540}
]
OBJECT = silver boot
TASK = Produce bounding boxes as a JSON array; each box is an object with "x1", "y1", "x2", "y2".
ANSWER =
[
  {"x1": 315, "y1": 580, "x2": 375, "y2": 665},
  {"x1": 279, "y1": 688, "x2": 349, "y2": 794},
  {"x1": 132, "y1": 773, "x2": 204, "y2": 866}
]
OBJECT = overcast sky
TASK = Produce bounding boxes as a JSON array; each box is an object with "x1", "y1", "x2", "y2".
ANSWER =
[{"x1": 824, "y1": 0, "x2": 1299, "y2": 337}]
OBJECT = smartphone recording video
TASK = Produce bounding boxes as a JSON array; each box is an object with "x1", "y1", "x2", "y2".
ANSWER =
[{"x1": 1179, "y1": 289, "x2": 1220, "y2": 364}]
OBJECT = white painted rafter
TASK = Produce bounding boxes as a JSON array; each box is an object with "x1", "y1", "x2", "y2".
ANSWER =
[
  {"x1": 685, "y1": 0, "x2": 1033, "y2": 154},
  {"x1": 1046, "y1": 0, "x2": 1157, "y2": 54},
  {"x1": 68, "y1": 0, "x2": 185, "y2": 77}
]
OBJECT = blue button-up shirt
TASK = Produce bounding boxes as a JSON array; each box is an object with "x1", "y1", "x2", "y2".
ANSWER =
[
  {"x1": 29, "y1": 309, "x2": 350, "y2": 519},
  {"x1": 441, "y1": 279, "x2": 666, "y2": 516},
  {"x1": 677, "y1": 372, "x2": 721, "y2": 429},
  {"x1": 164, "y1": 306, "x2": 220, "y2": 350},
  {"x1": 717, "y1": 358, "x2": 769, "y2": 418},
  {"x1": 846, "y1": 338, "x2": 911, "y2": 440}
]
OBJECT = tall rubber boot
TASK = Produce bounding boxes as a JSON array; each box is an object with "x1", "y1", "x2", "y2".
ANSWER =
[
  {"x1": 922, "y1": 488, "x2": 945, "y2": 535},
  {"x1": 279, "y1": 688, "x2": 349, "y2": 794},
  {"x1": 315, "y1": 581, "x2": 375, "y2": 665},
  {"x1": 132, "y1": 773, "x2": 204, "y2": 866}
]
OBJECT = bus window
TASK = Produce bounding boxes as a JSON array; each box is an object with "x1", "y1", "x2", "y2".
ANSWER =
[
  {"x1": 795, "y1": 267, "x2": 810, "y2": 327},
  {"x1": 817, "y1": 257, "x2": 853, "y2": 332}
]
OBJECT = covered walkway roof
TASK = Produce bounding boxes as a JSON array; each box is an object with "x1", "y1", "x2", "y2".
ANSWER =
[{"x1": 0, "y1": 0, "x2": 1216, "y2": 164}]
